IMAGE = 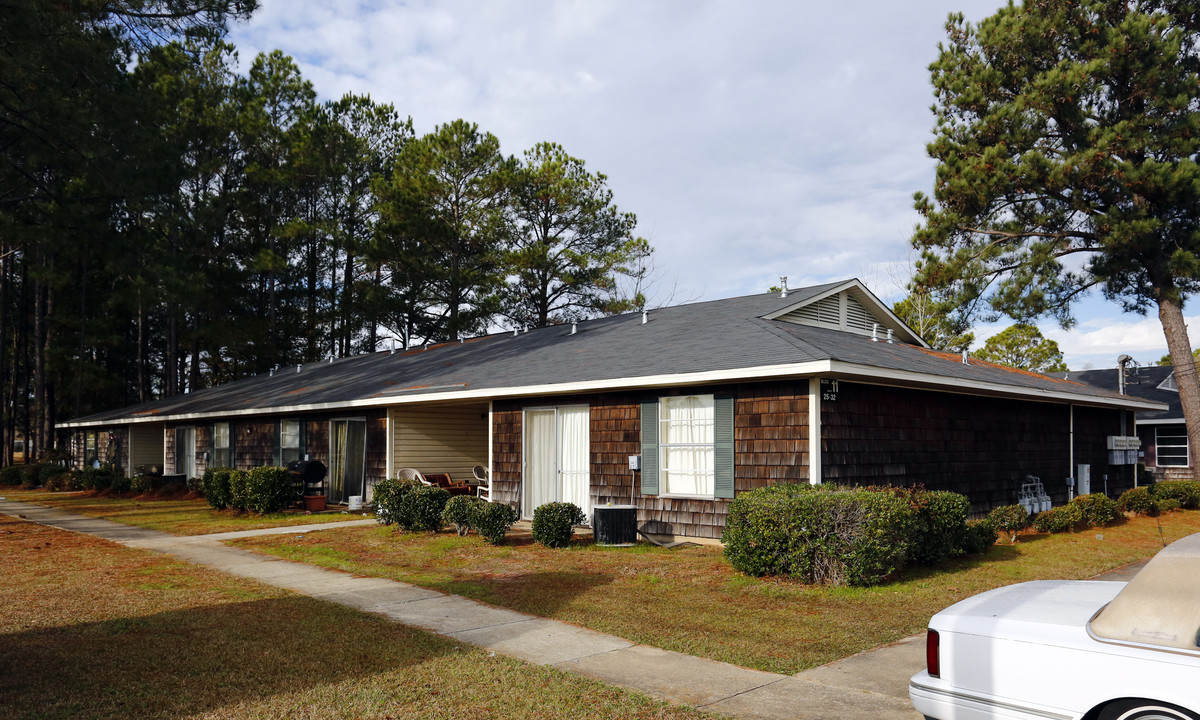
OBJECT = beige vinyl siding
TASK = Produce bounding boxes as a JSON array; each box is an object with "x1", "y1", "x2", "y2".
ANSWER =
[
  {"x1": 391, "y1": 404, "x2": 488, "y2": 481},
  {"x1": 128, "y1": 423, "x2": 165, "y2": 477}
]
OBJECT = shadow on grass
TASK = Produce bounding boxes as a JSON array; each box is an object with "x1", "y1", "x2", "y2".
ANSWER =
[{"x1": 0, "y1": 595, "x2": 456, "y2": 720}]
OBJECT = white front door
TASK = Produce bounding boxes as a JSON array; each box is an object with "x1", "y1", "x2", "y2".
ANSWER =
[
  {"x1": 175, "y1": 427, "x2": 196, "y2": 478},
  {"x1": 523, "y1": 405, "x2": 590, "y2": 520}
]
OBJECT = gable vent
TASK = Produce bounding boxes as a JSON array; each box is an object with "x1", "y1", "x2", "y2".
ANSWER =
[
  {"x1": 845, "y1": 296, "x2": 876, "y2": 334},
  {"x1": 774, "y1": 289, "x2": 898, "y2": 340}
]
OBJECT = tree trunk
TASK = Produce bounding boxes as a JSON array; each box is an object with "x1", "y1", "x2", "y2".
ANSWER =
[{"x1": 1158, "y1": 296, "x2": 1200, "y2": 469}]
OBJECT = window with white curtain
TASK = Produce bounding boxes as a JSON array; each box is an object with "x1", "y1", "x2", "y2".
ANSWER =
[
  {"x1": 279, "y1": 419, "x2": 302, "y2": 465},
  {"x1": 212, "y1": 422, "x2": 232, "y2": 468},
  {"x1": 659, "y1": 394, "x2": 715, "y2": 497}
]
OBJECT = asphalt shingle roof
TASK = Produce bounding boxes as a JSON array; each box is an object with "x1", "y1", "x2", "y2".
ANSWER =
[
  {"x1": 1061, "y1": 365, "x2": 1181, "y2": 422},
  {"x1": 63, "y1": 280, "x2": 1154, "y2": 427}
]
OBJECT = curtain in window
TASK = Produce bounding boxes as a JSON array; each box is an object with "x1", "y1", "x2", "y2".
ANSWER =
[
  {"x1": 329, "y1": 420, "x2": 346, "y2": 500},
  {"x1": 524, "y1": 409, "x2": 557, "y2": 517},
  {"x1": 558, "y1": 406, "x2": 590, "y2": 516},
  {"x1": 660, "y1": 395, "x2": 714, "y2": 496},
  {"x1": 342, "y1": 420, "x2": 366, "y2": 500}
]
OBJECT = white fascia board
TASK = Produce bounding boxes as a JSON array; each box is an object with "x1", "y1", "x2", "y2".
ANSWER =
[
  {"x1": 56, "y1": 360, "x2": 838, "y2": 428},
  {"x1": 827, "y1": 361, "x2": 1170, "y2": 412},
  {"x1": 58, "y1": 357, "x2": 1165, "y2": 429},
  {"x1": 1134, "y1": 417, "x2": 1186, "y2": 425}
]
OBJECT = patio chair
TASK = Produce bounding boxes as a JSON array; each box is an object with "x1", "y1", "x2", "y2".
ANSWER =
[
  {"x1": 472, "y1": 465, "x2": 490, "y2": 501},
  {"x1": 397, "y1": 467, "x2": 427, "y2": 484}
]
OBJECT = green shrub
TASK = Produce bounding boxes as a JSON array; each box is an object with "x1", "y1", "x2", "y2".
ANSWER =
[
  {"x1": 75, "y1": 466, "x2": 114, "y2": 491},
  {"x1": 372, "y1": 477, "x2": 421, "y2": 527},
  {"x1": 1070, "y1": 493, "x2": 1121, "y2": 527},
  {"x1": 38, "y1": 464, "x2": 64, "y2": 485},
  {"x1": 42, "y1": 472, "x2": 72, "y2": 491},
  {"x1": 130, "y1": 473, "x2": 153, "y2": 495},
  {"x1": 371, "y1": 477, "x2": 449, "y2": 531},
  {"x1": 108, "y1": 474, "x2": 131, "y2": 494},
  {"x1": 1150, "y1": 480, "x2": 1200, "y2": 510},
  {"x1": 722, "y1": 484, "x2": 916, "y2": 586},
  {"x1": 443, "y1": 495, "x2": 485, "y2": 536},
  {"x1": 987, "y1": 504, "x2": 1031, "y2": 543},
  {"x1": 0, "y1": 466, "x2": 24, "y2": 486},
  {"x1": 203, "y1": 467, "x2": 234, "y2": 510},
  {"x1": 532, "y1": 501, "x2": 587, "y2": 549},
  {"x1": 1118, "y1": 487, "x2": 1158, "y2": 516},
  {"x1": 1158, "y1": 498, "x2": 1182, "y2": 513},
  {"x1": 898, "y1": 489, "x2": 970, "y2": 566},
  {"x1": 1032, "y1": 503, "x2": 1084, "y2": 534},
  {"x1": 228, "y1": 469, "x2": 250, "y2": 511},
  {"x1": 475, "y1": 501, "x2": 519, "y2": 545},
  {"x1": 403, "y1": 486, "x2": 451, "y2": 531},
  {"x1": 959, "y1": 518, "x2": 998, "y2": 555},
  {"x1": 186, "y1": 474, "x2": 204, "y2": 495},
  {"x1": 242, "y1": 466, "x2": 293, "y2": 514}
]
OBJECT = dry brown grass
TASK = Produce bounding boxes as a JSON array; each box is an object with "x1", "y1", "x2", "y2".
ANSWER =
[
  {"x1": 231, "y1": 511, "x2": 1200, "y2": 674},
  {"x1": 0, "y1": 515, "x2": 713, "y2": 720}
]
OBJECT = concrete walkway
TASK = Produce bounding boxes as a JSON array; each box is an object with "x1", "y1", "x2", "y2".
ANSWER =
[{"x1": 9, "y1": 497, "x2": 1084, "y2": 719}]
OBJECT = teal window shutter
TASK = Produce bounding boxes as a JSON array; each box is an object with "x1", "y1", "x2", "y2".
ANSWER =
[
  {"x1": 714, "y1": 394, "x2": 735, "y2": 499},
  {"x1": 641, "y1": 399, "x2": 659, "y2": 495}
]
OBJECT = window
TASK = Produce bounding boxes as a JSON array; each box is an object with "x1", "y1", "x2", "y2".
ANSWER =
[
  {"x1": 278, "y1": 419, "x2": 302, "y2": 465},
  {"x1": 85, "y1": 432, "x2": 98, "y2": 465},
  {"x1": 212, "y1": 422, "x2": 232, "y2": 468},
  {"x1": 1156, "y1": 426, "x2": 1189, "y2": 467},
  {"x1": 660, "y1": 395, "x2": 715, "y2": 497},
  {"x1": 641, "y1": 394, "x2": 734, "y2": 499}
]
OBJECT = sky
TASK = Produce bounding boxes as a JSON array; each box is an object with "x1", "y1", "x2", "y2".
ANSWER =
[{"x1": 229, "y1": 0, "x2": 1197, "y2": 371}]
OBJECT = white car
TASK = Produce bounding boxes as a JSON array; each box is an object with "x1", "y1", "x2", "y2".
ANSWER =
[{"x1": 910, "y1": 531, "x2": 1200, "y2": 720}]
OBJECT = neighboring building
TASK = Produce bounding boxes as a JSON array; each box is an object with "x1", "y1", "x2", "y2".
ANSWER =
[
  {"x1": 60, "y1": 279, "x2": 1163, "y2": 540},
  {"x1": 1062, "y1": 364, "x2": 1192, "y2": 483}
]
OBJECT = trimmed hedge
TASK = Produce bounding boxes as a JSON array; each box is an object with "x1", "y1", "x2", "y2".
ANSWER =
[
  {"x1": 475, "y1": 502, "x2": 519, "y2": 545},
  {"x1": 724, "y1": 484, "x2": 918, "y2": 586},
  {"x1": 987, "y1": 504, "x2": 1031, "y2": 544},
  {"x1": 531, "y1": 502, "x2": 586, "y2": 548},
  {"x1": 959, "y1": 518, "x2": 999, "y2": 555},
  {"x1": 1117, "y1": 486, "x2": 1157, "y2": 516},
  {"x1": 1032, "y1": 503, "x2": 1083, "y2": 534},
  {"x1": 443, "y1": 495, "x2": 482, "y2": 536},
  {"x1": 203, "y1": 467, "x2": 234, "y2": 510},
  {"x1": 0, "y1": 466, "x2": 24, "y2": 486},
  {"x1": 1071, "y1": 493, "x2": 1120, "y2": 527},
  {"x1": 440, "y1": 496, "x2": 519, "y2": 544},
  {"x1": 373, "y1": 476, "x2": 450, "y2": 531},
  {"x1": 242, "y1": 466, "x2": 292, "y2": 514},
  {"x1": 1151, "y1": 480, "x2": 1200, "y2": 510}
]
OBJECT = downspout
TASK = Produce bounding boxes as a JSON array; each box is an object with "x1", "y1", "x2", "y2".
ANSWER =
[
  {"x1": 487, "y1": 400, "x2": 494, "y2": 499},
  {"x1": 808, "y1": 377, "x2": 822, "y2": 485},
  {"x1": 385, "y1": 408, "x2": 395, "y2": 482},
  {"x1": 1068, "y1": 404, "x2": 1075, "y2": 501}
]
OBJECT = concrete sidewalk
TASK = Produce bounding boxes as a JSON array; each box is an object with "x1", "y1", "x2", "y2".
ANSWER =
[{"x1": 0, "y1": 497, "x2": 927, "y2": 719}]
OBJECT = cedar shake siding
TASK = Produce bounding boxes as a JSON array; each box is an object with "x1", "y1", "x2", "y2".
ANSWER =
[
  {"x1": 492, "y1": 381, "x2": 811, "y2": 540},
  {"x1": 820, "y1": 382, "x2": 1134, "y2": 513}
]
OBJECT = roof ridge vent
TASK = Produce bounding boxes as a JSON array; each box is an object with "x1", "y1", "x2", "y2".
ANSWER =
[
  {"x1": 779, "y1": 276, "x2": 789, "y2": 298},
  {"x1": 642, "y1": 308, "x2": 648, "y2": 325},
  {"x1": 871, "y1": 323, "x2": 879, "y2": 342},
  {"x1": 571, "y1": 322, "x2": 577, "y2": 335}
]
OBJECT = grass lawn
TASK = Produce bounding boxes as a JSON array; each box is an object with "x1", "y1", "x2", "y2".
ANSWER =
[
  {"x1": 0, "y1": 514, "x2": 713, "y2": 720},
  {"x1": 0, "y1": 487, "x2": 370, "y2": 535},
  {"x1": 229, "y1": 511, "x2": 1200, "y2": 675}
]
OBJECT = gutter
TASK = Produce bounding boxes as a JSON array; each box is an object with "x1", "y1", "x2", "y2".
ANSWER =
[{"x1": 57, "y1": 358, "x2": 1164, "y2": 429}]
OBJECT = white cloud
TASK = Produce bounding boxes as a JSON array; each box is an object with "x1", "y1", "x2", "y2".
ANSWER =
[{"x1": 233, "y1": 0, "x2": 1174, "y2": 365}]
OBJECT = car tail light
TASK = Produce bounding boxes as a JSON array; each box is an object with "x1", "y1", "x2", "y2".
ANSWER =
[{"x1": 926, "y1": 629, "x2": 940, "y2": 678}]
